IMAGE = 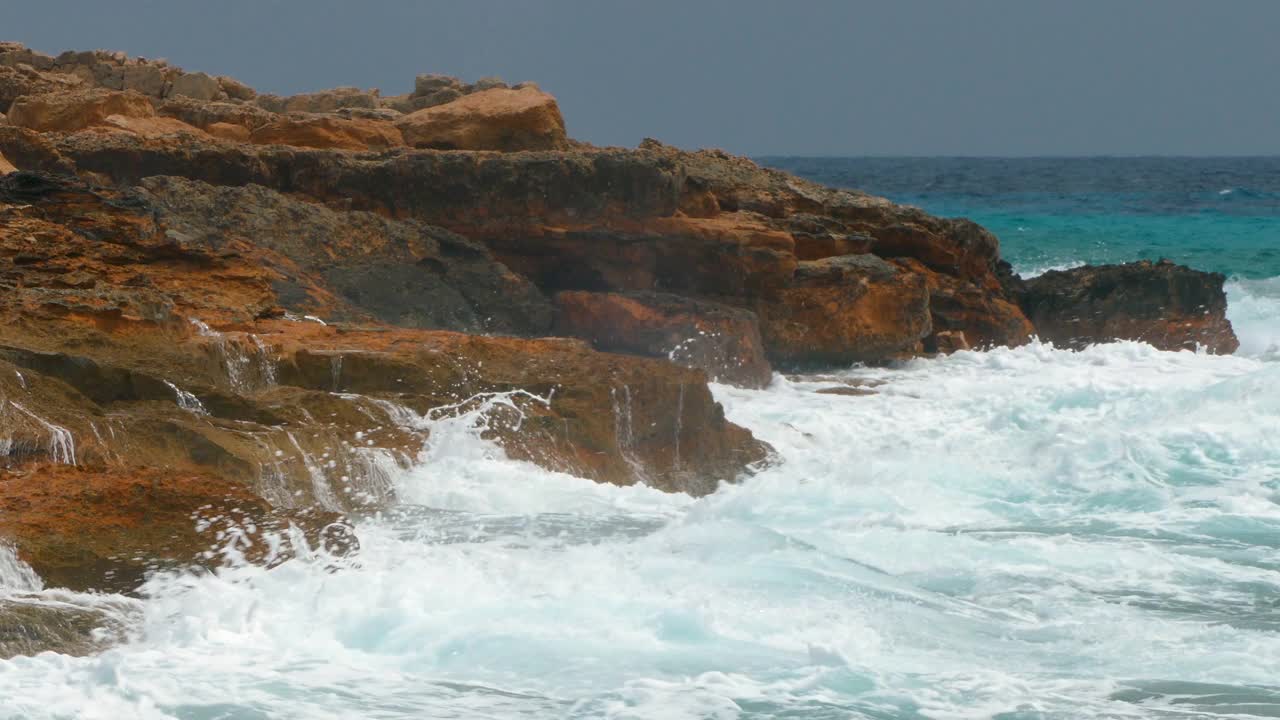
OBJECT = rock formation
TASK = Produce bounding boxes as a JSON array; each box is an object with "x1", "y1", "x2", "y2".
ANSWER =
[
  {"x1": 0, "y1": 41, "x2": 1238, "y2": 616},
  {"x1": 1016, "y1": 260, "x2": 1239, "y2": 353}
]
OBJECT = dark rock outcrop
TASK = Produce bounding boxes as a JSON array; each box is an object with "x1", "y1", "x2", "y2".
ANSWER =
[
  {"x1": 137, "y1": 175, "x2": 553, "y2": 335},
  {"x1": 1017, "y1": 260, "x2": 1239, "y2": 353}
]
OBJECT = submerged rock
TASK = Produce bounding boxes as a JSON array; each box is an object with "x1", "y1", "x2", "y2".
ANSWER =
[
  {"x1": 1017, "y1": 260, "x2": 1239, "y2": 353},
  {"x1": 0, "y1": 599, "x2": 127, "y2": 658}
]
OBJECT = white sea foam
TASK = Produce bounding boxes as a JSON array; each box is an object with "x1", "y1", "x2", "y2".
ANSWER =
[
  {"x1": 0, "y1": 335, "x2": 1277, "y2": 717},
  {"x1": 1228, "y1": 276, "x2": 1280, "y2": 359}
]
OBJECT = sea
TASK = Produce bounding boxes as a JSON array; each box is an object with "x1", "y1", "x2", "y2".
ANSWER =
[{"x1": 1, "y1": 158, "x2": 1278, "y2": 719}]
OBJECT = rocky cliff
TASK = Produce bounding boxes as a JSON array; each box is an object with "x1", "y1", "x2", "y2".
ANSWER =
[{"x1": 0, "y1": 43, "x2": 1238, "y2": 608}]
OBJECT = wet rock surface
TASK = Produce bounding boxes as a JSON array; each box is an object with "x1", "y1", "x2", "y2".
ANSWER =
[{"x1": 554, "y1": 290, "x2": 773, "y2": 388}]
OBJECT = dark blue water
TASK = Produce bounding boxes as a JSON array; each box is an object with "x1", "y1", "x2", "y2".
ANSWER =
[{"x1": 760, "y1": 157, "x2": 1280, "y2": 279}]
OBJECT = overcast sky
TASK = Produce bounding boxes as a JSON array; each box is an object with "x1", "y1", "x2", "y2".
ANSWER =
[{"x1": 8, "y1": 0, "x2": 1279, "y2": 156}]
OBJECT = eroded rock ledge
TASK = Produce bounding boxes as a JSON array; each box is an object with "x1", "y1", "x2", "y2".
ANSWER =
[{"x1": 0, "y1": 42, "x2": 1238, "y2": 609}]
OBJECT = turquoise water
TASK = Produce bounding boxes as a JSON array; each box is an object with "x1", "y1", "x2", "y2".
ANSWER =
[
  {"x1": 762, "y1": 157, "x2": 1280, "y2": 279},
  {"x1": 0, "y1": 159, "x2": 1277, "y2": 719}
]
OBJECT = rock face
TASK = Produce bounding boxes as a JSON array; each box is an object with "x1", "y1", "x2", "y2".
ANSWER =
[
  {"x1": 396, "y1": 86, "x2": 568, "y2": 151},
  {"x1": 554, "y1": 291, "x2": 773, "y2": 388},
  {"x1": 0, "y1": 172, "x2": 765, "y2": 498},
  {"x1": 756, "y1": 254, "x2": 932, "y2": 365},
  {"x1": 7, "y1": 88, "x2": 156, "y2": 132},
  {"x1": 0, "y1": 41, "x2": 1243, "y2": 609},
  {"x1": 137, "y1": 175, "x2": 553, "y2": 335},
  {"x1": 248, "y1": 115, "x2": 404, "y2": 151},
  {"x1": 1017, "y1": 260, "x2": 1239, "y2": 353}
]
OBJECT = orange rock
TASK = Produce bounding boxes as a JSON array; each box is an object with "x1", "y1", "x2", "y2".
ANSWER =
[
  {"x1": 0, "y1": 172, "x2": 768, "y2": 500},
  {"x1": 206, "y1": 120, "x2": 251, "y2": 142},
  {"x1": 6, "y1": 88, "x2": 155, "y2": 133},
  {"x1": 100, "y1": 113, "x2": 207, "y2": 138},
  {"x1": 0, "y1": 149, "x2": 14, "y2": 174},
  {"x1": 0, "y1": 464, "x2": 354, "y2": 593},
  {"x1": 755, "y1": 255, "x2": 932, "y2": 365},
  {"x1": 250, "y1": 114, "x2": 404, "y2": 151},
  {"x1": 395, "y1": 86, "x2": 568, "y2": 151},
  {"x1": 554, "y1": 290, "x2": 773, "y2": 388}
]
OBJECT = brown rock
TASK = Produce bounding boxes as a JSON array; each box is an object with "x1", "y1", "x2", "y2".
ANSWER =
[
  {"x1": 277, "y1": 86, "x2": 376, "y2": 112},
  {"x1": 1017, "y1": 260, "x2": 1239, "y2": 353},
  {"x1": 100, "y1": 113, "x2": 206, "y2": 138},
  {"x1": 138, "y1": 175, "x2": 552, "y2": 335},
  {"x1": 894, "y1": 257, "x2": 1034, "y2": 350},
  {"x1": 6, "y1": 88, "x2": 154, "y2": 133},
  {"x1": 756, "y1": 254, "x2": 932, "y2": 366},
  {"x1": 0, "y1": 149, "x2": 14, "y2": 174},
  {"x1": 929, "y1": 330, "x2": 971, "y2": 354},
  {"x1": 554, "y1": 290, "x2": 773, "y2": 388},
  {"x1": 0, "y1": 63, "x2": 85, "y2": 112},
  {"x1": 396, "y1": 86, "x2": 568, "y2": 151},
  {"x1": 206, "y1": 121, "x2": 251, "y2": 142},
  {"x1": 157, "y1": 96, "x2": 278, "y2": 132},
  {"x1": 0, "y1": 600, "x2": 126, "y2": 658},
  {"x1": 0, "y1": 464, "x2": 354, "y2": 593},
  {"x1": 217, "y1": 75, "x2": 256, "y2": 100},
  {"x1": 0, "y1": 172, "x2": 767, "y2": 499},
  {"x1": 250, "y1": 114, "x2": 404, "y2": 151},
  {"x1": 120, "y1": 64, "x2": 165, "y2": 96},
  {"x1": 168, "y1": 71, "x2": 221, "y2": 101}
]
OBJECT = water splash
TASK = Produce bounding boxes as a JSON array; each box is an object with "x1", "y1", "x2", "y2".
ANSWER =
[
  {"x1": 6, "y1": 400, "x2": 76, "y2": 465},
  {"x1": 0, "y1": 342, "x2": 1276, "y2": 718},
  {"x1": 162, "y1": 380, "x2": 207, "y2": 415},
  {"x1": 0, "y1": 544, "x2": 42, "y2": 593},
  {"x1": 610, "y1": 384, "x2": 651, "y2": 485}
]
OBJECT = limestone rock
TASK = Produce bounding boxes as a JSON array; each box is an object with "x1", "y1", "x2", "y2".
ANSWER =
[
  {"x1": 217, "y1": 75, "x2": 256, "y2": 100},
  {"x1": 0, "y1": 464, "x2": 354, "y2": 593},
  {"x1": 280, "y1": 87, "x2": 378, "y2": 113},
  {"x1": 554, "y1": 291, "x2": 773, "y2": 388},
  {"x1": 206, "y1": 121, "x2": 251, "y2": 142},
  {"x1": 755, "y1": 254, "x2": 932, "y2": 366},
  {"x1": 6, "y1": 88, "x2": 154, "y2": 132},
  {"x1": 0, "y1": 63, "x2": 85, "y2": 112},
  {"x1": 138, "y1": 175, "x2": 552, "y2": 335},
  {"x1": 395, "y1": 86, "x2": 568, "y2": 151},
  {"x1": 168, "y1": 71, "x2": 221, "y2": 101},
  {"x1": 100, "y1": 113, "x2": 206, "y2": 138},
  {"x1": 473, "y1": 76, "x2": 508, "y2": 91},
  {"x1": 249, "y1": 114, "x2": 404, "y2": 151},
  {"x1": 1017, "y1": 260, "x2": 1239, "y2": 353},
  {"x1": 413, "y1": 73, "x2": 461, "y2": 97},
  {"x1": 120, "y1": 64, "x2": 165, "y2": 96},
  {"x1": 158, "y1": 96, "x2": 277, "y2": 132}
]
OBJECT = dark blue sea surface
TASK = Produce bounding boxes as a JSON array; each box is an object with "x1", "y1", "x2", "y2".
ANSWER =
[{"x1": 760, "y1": 156, "x2": 1280, "y2": 279}]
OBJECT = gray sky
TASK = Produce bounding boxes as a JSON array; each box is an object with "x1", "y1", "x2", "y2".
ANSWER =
[{"x1": 7, "y1": 0, "x2": 1279, "y2": 156}]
